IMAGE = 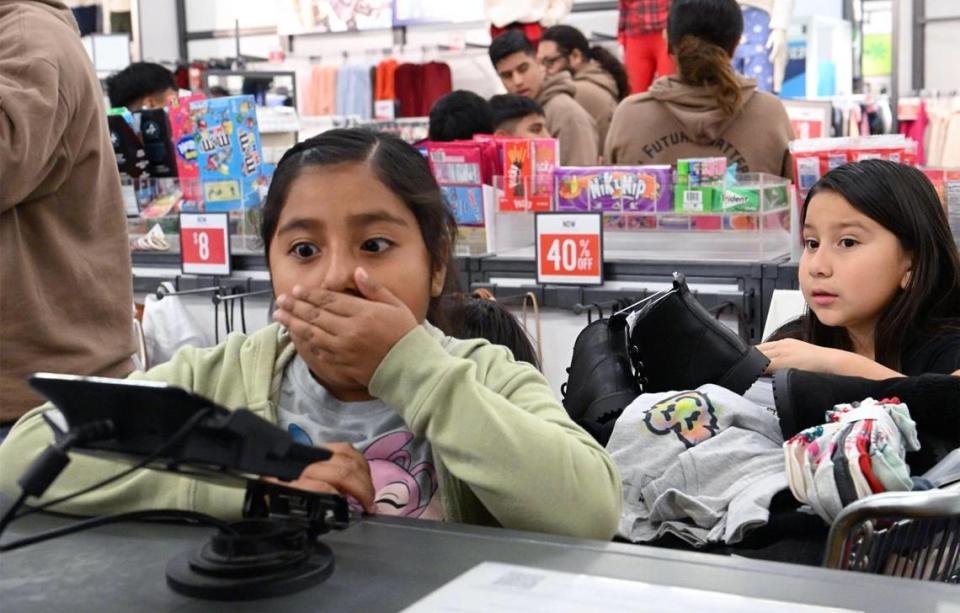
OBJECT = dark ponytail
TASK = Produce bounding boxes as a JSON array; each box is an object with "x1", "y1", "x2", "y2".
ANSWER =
[
  {"x1": 541, "y1": 25, "x2": 630, "y2": 101},
  {"x1": 667, "y1": 0, "x2": 745, "y2": 117},
  {"x1": 588, "y1": 45, "x2": 630, "y2": 101},
  {"x1": 674, "y1": 35, "x2": 742, "y2": 116}
]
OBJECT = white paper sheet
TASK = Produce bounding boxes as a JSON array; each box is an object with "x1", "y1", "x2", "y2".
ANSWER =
[{"x1": 402, "y1": 562, "x2": 862, "y2": 613}]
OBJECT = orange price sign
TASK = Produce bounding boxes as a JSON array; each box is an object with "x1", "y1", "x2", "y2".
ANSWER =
[{"x1": 535, "y1": 213, "x2": 603, "y2": 285}]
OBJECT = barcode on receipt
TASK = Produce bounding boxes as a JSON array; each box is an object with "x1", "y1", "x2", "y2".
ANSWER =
[{"x1": 491, "y1": 570, "x2": 545, "y2": 591}]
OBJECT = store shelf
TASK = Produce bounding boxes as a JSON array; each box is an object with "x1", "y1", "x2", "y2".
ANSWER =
[{"x1": 470, "y1": 254, "x2": 789, "y2": 343}]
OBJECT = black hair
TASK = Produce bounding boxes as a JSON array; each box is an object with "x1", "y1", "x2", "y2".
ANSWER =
[
  {"x1": 488, "y1": 94, "x2": 545, "y2": 131},
  {"x1": 785, "y1": 160, "x2": 960, "y2": 369},
  {"x1": 489, "y1": 30, "x2": 536, "y2": 67},
  {"x1": 260, "y1": 129, "x2": 459, "y2": 323},
  {"x1": 540, "y1": 25, "x2": 630, "y2": 101},
  {"x1": 436, "y1": 294, "x2": 541, "y2": 370},
  {"x1": 105, "y1": 62, "x2": 177, "y2": 109},
  {"x1": 666, "y1": 0, "x2": 744, "y2": 116},
  {"x1": 428, "y1": 90, "x2": 495, "y2": 141}
]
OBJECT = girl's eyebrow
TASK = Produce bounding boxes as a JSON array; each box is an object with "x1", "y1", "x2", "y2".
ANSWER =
[
  {"x1": 348, "y1": 211, "x2": 410, "y2": 228},
  {"x1": 277, "y1": 217, "x2": 323, "y2": 235},
  {"x1": 803, "y1": 220, "x2": 870, "y2": 232}
]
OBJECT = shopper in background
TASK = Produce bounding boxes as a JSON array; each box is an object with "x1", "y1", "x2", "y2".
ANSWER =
[
  {"x1": 427, "y1": 90, "x2": 495, "y2": 142},
  {"x1": 618, "y1": 0, "x2": 674, "y2": 93},
  {"x1": 483, "y1": 0, "x2": 572, "y2": 46},
  {"x1": 105, "y1": 61, "x2": 177, "y2": 111},
  {"x1": 0, "y1": 1, "x2": 135, "y2": 431},
  {"x1": 489, "y1": 31, "x2": 598, "y2": 165},
  {"x1": 489, "y1": 94, "x2": 549, "y2": 138},
  {"x1": 539, "y1": 25, "x2": 630, "y2": 147},
  {"x1": 605, "y1": 0, "x2": 793, "y2": 177},
  {"x1": 0, "y1": 129, "x2": 622, "y2": 540}
]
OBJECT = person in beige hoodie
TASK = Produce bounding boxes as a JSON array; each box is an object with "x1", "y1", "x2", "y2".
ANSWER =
[
  {"x1": 489, "y1": 30, "x2": 599, "y2": 166},
  {"x1": 604, "y1": 0, "x2": 794, "y2": 178},
  {"x1": 0, "y1": 0, "x2": 135, "y2": 426},
  {"x1": 539, "y1": 25, "x2": 630, "y2": 148}
]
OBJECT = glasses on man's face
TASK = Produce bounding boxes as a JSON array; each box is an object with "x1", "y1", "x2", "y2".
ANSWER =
[{"x1": 539, "y1": 54, "x2": 567, "y2": 69}]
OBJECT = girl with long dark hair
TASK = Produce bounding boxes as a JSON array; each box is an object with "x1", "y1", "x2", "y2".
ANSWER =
[{"x1": 760, "y1": 160, "x2": 960, "y2": 377}]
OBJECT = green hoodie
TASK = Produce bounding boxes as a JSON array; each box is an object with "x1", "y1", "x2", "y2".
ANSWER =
[{"x1": 0, "y1": 323, "x2": 622, "y2": 540}]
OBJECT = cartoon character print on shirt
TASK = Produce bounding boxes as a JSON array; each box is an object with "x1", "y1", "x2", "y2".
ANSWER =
[
  {"x1": 642, "y1": 391, "x2": 719, "y2": 448},
  {"x1": 364, "y1": 432, "x2": 442, "y2": 520},
  {"x1": 285, "y1": 425, "x2": 441, "y2": 519}
]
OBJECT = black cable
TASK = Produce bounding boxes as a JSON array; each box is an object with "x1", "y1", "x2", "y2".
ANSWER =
[
  {"x1": 0, "y1": 492, "x2": 27, "y2": 538},
  {"x1": 13, "y1": 408, "x2": 214, "y2": 521},
  {"x1": 0, "y1": 420, "x2": 116, "y2": 537},
  {"x1": 0, "y1": 509, "x2": 235, "y2": 554}
]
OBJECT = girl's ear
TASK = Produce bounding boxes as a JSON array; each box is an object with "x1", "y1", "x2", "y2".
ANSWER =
[
  {"x1": 900, "y1": 268, "x2": 912, "y2": 290},
  {"x1": 431, "y1": 264, "x2": 447, "y2": 298}
]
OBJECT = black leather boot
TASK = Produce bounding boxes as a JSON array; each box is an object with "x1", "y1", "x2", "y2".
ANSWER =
[
  {"x1": 562, "y1": 313, "x2": 642, "y2": 431},
  {"x1": 773, "y1": 368, "x2": 960, "y2": 473},
  {"x1": 629, "y1": 273, "x2": 769, "y2": 395}
]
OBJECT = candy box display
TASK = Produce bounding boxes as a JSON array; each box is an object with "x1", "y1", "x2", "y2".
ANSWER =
[
  {"x1": 674, "y1": 157, "x2": 727, "y2": 213},
  {"x1": 789, "y1": 135, "x2": 918, "y2": 197},
  {"x1": 167, "y1": 94, "x2": 207, "y2": 204},
  {"x1": 426, "y1": 141, "x2": 489, "y2": 226},
  {"x1": 440, "y1": 185, "x2": 484, "y2": 226},
  {"x1": 191, "y1": 95, "x2": 265, "y2": 212},
  {"x1": 554, "y1": 166, "x2": 673, "y2": 213},
  {"x1": 497, "y1": 138, "x2": 558, "y2": 213}
]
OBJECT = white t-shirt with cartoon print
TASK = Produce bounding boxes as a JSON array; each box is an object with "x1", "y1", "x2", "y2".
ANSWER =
[{"x1": 276, "y1": 355, "x2": 442, "y2": 520}]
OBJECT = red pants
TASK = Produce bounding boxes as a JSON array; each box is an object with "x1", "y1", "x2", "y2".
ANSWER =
[
  {"x1": 490, "y1": 22, "x2": 544, "y2": 46},
  {"x1": 622, "y1": 31, "x2": 674, "y2": 93}
]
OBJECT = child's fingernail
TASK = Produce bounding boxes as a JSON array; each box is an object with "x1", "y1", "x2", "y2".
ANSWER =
[
  {"x1": 356, "y1": 268, "x2": 369, "y2": 283},
  {"x1": 293, "y1": 285, "x2": 306, "y2": 298},
  {"x1": 272, "y1": 310, "x2": 283, "y2": 321}
]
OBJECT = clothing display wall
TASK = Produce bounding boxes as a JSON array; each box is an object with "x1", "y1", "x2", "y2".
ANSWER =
[
  {"x1": 829, "y1": 95, "x2": 895, "y2": 139},
  {"x1": 299, "y1": 59, "x2": 452, "y2": 119},
  {"x1": 899, "y1": 95, "x2": 960, "y2": 168}
]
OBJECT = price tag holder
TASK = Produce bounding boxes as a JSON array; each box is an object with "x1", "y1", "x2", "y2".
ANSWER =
[
  {"x1": 535, "y1": 212, "x2": 603, "y2": 286},
  {"x1": 374, "y1": 99, "x2": 396, "y2": 121},
  {"x1": 179, "y1": 213, "x2": 231, "y2": 276}
]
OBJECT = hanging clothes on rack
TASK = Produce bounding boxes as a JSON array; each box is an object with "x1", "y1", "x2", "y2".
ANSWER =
[
  {"x1": 918, "y1": 95, "x2": 959, "y2": 167},
  {"x1": 898, "y1": 98, "x2": 928, "y2": 166},
  {"x1": 375, "y1": 58, "x2": 399, "y2": 107},
  {"x1": 335, "y1": 63, "x2": 373, "y2": 119},
  {"x1": 394, "y1": 61, "x2": 453, "y2": 117},
  {"x1": 305, "y1": 65, "x2": 338, "y2": 116}
]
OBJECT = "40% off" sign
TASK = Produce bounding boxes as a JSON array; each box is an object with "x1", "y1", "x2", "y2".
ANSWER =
[{"x1": 535, "y1": 212, "x2": 604, "y2": 285}]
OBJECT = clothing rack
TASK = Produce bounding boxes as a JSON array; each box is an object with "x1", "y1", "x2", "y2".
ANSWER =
[{"x1": 305, "y1": 43, "x2": 489, "y2": 64}]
